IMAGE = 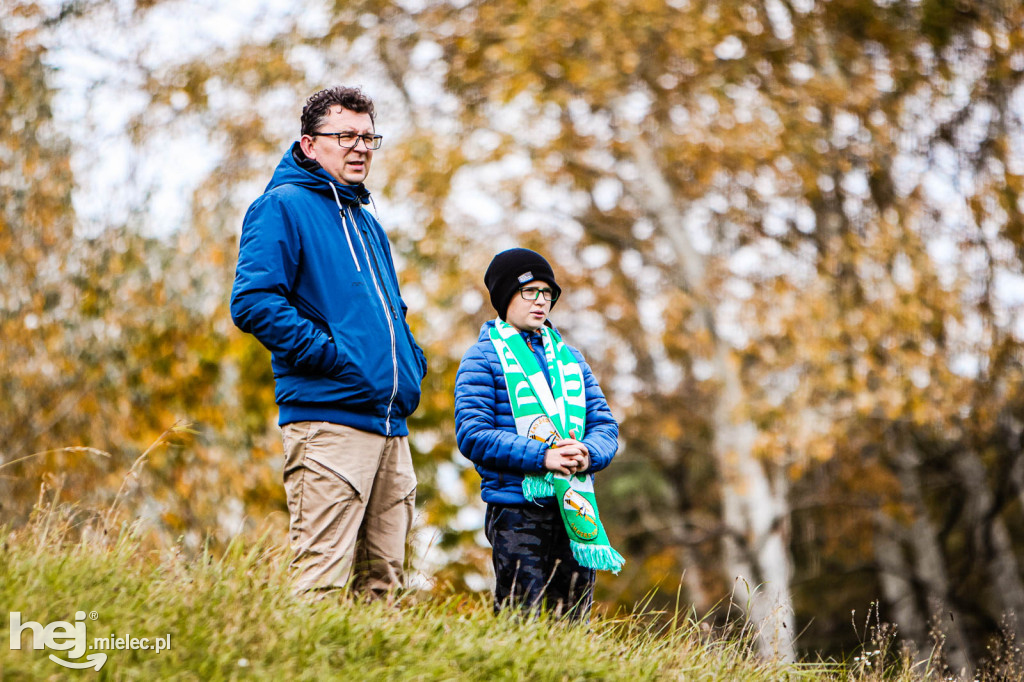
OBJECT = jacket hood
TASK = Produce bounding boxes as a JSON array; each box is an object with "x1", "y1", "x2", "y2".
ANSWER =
[{"x1": 264, "y1": 142, "x2": 371, "y2": 206}]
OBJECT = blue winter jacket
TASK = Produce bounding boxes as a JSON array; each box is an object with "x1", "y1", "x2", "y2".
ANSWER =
[
  {"x1": 231, "y1": 143, "x2": 426, "y2": 436},
  {"x1": 454, "y1": 320, "x2": 619, "y2": 504}
]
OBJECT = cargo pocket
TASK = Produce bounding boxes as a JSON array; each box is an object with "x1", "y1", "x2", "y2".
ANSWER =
[
  {"x1": 282, "y1": 421, "x2": 323, "y2": 546},
  {"x1": 284, "y1": 422, "x2": 368, "y2": 569}
]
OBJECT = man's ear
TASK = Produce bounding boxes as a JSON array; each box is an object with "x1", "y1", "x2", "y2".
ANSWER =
[{"x1": 299, "y1": 135, "x2": 317, "y2": 160}]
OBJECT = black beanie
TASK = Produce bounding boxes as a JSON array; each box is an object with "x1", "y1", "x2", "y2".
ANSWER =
[{"x1": 484, "y1": 248, "x2": 561, "y2": 320}]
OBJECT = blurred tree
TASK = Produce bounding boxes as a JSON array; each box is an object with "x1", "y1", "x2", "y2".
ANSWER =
[
  {"x1": 6, "y1": 0, "x2": 1024, "y2": 669},
  {"x1": 0, "y1": 1, "x2": 284, "y2": 549},
  {"x1": 404, "y1": 0, "x2": 1024, "y2": 667}
]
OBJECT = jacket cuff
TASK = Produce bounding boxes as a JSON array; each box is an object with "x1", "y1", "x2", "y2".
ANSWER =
[
  {"x1": 530, "y1": 440, "x2": 549, "y2": 473},
  {"x1": 323, "y1": 343, "x2": 344, "y2": 377},
  {"x1": 582, "y1": 440, "x2": 607, "y2": 472}
]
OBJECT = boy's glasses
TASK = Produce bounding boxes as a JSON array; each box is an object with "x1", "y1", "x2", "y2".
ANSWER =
[{"x1": 518, "y1": 286, "x2": 558, "y2": 302}]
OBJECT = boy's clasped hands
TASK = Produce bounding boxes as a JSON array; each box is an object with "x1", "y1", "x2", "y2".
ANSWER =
[{"x1": 544, "y1": 431, "x2": 590, "y2": 476}]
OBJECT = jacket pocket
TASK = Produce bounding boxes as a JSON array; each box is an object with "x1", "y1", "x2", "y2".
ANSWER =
[
  {"x1": 390, "y1": 324, "x2": 424, "y2": 418},
  {"x1": 325, "y1": 320, "x2": 394, "y2": 411},
  {"x1": 300, "y1": 421, "x2": 383, "y2": 497}
]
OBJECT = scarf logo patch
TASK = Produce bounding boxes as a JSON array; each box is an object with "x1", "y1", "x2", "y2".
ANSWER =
[
  {"x1": 563, "y1": 488, "x2": 599, "y2": 540},
  {"x1": 527, "y1": 416, "x2": 559, "y2": 447}
]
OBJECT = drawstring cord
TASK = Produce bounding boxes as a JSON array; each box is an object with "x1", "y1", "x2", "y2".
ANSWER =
[{"x1": 328, "y1": 181, "x2": 361, "y2": 272}]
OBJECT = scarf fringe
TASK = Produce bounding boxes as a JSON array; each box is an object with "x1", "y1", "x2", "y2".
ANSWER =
[
  {"x1": 522, "y1": 473, "x2": 555, "y2": 502},
  {"x1": 571, "y1": 541, "x2": 626, "y2": 574}
]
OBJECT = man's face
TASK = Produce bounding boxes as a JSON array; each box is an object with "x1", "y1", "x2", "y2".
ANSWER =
[
  {"x1": 300, "y1": 106, "x2": 374, "y2": 185},
  {"x1": 505, "y1": 279, "x2": 553, "y2": 333}
]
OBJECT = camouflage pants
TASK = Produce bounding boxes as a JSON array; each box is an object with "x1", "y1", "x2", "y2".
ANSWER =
[{"x1": 484, "y1": 502, "x2": 595, "y2": 621}]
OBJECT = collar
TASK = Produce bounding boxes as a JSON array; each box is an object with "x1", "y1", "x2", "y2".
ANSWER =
[
  {"x1": 291, "y1": 143, "x2": 372, "y2": 205},
  {"x1": 521, "y1": 329, "x2": 544, "y2": 351}
]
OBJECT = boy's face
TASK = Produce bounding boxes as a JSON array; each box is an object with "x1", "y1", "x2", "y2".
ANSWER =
[{"x1": 505, "y1": 279, "x2": 553, "y2": 333}]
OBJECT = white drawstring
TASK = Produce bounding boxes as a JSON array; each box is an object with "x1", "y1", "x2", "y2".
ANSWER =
[{"x1": 328, "y1": 181, "x2": 361, "y2": 272}]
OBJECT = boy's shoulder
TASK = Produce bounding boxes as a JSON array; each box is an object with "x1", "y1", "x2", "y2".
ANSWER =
[
  {"x1": 461, "y1": 338, "x2": 494, "y2": 360},
  {"x1": 461, "y1": 322, "x2": 498, "y2": 356},
  {"x1": 455, "y1": 338, "x2": 500, "y2": 393},
  {"x1": 458, "y1": 332, "x2": 499, "y2": 372}
]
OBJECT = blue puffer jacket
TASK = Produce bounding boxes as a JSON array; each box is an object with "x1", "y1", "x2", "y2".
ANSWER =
[
  {"x1": 231, "y1": 143, "x2": 426, "y2": 436},
  {"x1": 455, "y1": 320, "x2": 619, "y2": 504}
]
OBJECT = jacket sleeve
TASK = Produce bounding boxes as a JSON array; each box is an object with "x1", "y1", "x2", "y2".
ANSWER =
[
  {"x1": 455, "y1": 344, "x2": 549, "y2": 474},
  {"x1": 230, "y1": 193, "x2": 342, "y2": 376},
  {"x1": 573, "y1": 349, "x2": 619, "y2": 473}
]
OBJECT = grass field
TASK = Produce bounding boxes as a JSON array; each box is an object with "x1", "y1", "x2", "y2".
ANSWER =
[{"x1": 0, "y1": 505, "x2": 964, "y2": 681}]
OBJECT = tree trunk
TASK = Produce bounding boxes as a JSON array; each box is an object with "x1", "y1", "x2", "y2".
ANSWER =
[
  {"x1": 954, "y1": 450, "x2": 1024, "y2": 640},
  {"x1": 874, "y1": 516, "x2": 929, "y2": 646},
  {"x1": 679, "y1": 545, "x2": 711, "y2": 615},
  {"x1": 627, "y1": 135, "x2": 797, "y2": 661},
  {"x1": 879, "y1": 435, "x2": 973, "y2": 677}
]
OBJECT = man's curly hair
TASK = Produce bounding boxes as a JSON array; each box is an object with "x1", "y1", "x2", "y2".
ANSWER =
[{"x1": 301, "y1": 87, "x2": 376, "y2": 136}]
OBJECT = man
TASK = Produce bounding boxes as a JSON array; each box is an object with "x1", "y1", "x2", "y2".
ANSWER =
[{"x1": 231, "y1": 86, "x2": 426, "y2": 597}]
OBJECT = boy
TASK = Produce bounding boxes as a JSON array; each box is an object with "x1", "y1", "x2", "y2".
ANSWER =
[{"x1": 454, "y1": 248, "x2": 621, "y2": 620}]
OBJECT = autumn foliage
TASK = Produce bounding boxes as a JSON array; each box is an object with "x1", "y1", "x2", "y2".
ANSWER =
[{"x1": 4, "y1": 0, "x2": 1024, "y2": 672}]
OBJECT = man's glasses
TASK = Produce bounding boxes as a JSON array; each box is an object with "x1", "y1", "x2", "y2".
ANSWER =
[
  {"x1": 519, "y1": 286, "x2": 558, "y2": 302},
  {"x1": 308, "y1": 131, "x2": 383, "y2": 150}
]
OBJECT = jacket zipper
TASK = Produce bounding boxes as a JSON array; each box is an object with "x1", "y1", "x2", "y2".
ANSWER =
[
  {"x1": 348, "y1": 205, "x2": 399, "y2": 435},
  {"x1": 354, "y1": 210, "x2": 398, "y2": 320}
]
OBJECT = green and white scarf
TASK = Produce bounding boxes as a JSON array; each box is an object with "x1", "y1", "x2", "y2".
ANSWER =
[{"x1": 488, "y1": 319, "x2": 625, "y2": 574}]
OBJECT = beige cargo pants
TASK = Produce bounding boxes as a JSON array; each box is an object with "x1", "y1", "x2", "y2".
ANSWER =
[{"x1": 281, "y1": 421, "x2": 417, "y2": 596}]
